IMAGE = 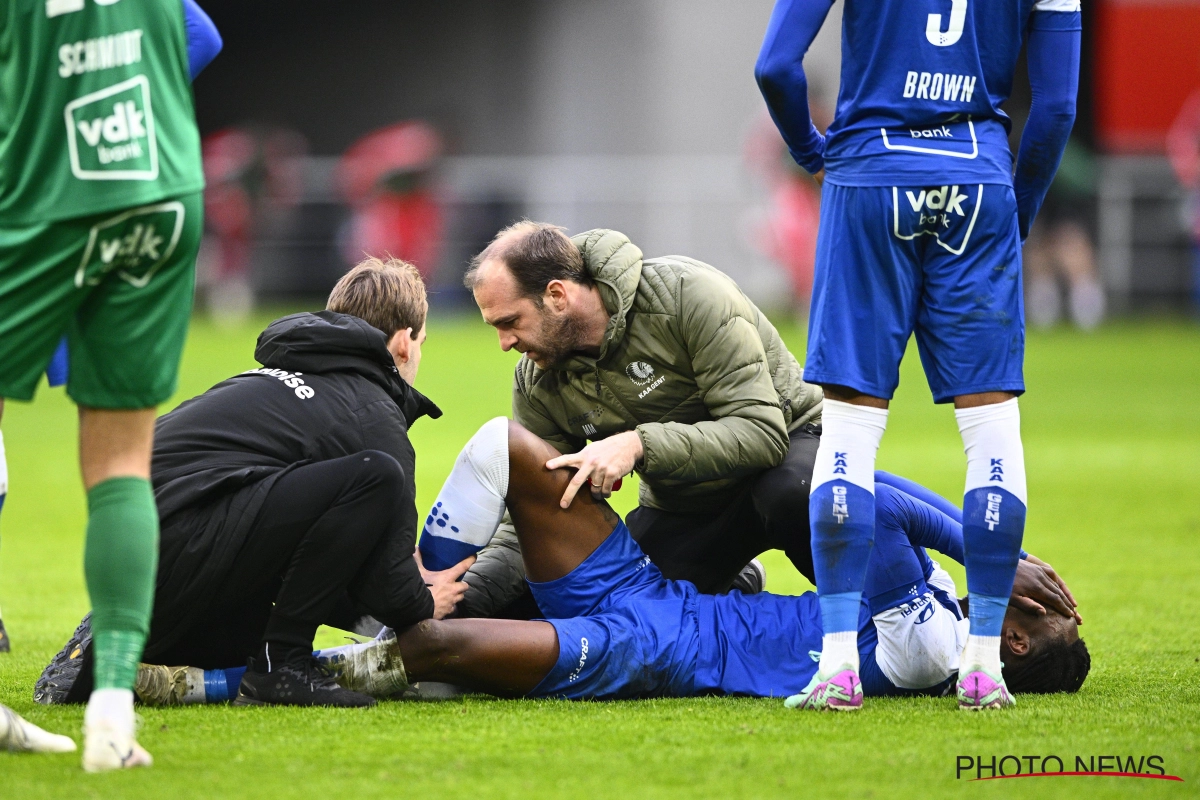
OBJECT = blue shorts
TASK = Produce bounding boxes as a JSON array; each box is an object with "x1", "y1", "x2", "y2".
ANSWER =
[
  {"x1": 528, "y1": 523, "x2": 700, "y2": 700},
  {"x1": 806, "y1": 182, "x2": 1025, "y2": 403},
  {"x1": 694, "y1": 591, "x2": 825, "y2": 697}
]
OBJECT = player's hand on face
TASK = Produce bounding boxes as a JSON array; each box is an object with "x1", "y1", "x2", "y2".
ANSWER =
[
  {"x1": 1022, "y1": 554, "x2": 1082, "y2": 624},
  {"x1": 544, "y1": 430, "x2": 643, "y2": 508},
  {"x1": 1010, "y1": 557, "x2": 1080, "y2": 623},
  {"x1": 416, "y1": 551, "x2": 475, "y2": 620}
]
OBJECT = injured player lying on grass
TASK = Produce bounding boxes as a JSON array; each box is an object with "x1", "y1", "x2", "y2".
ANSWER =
[{"x1": 46, "y1": 419, "x2": 1090, "y2": 707}]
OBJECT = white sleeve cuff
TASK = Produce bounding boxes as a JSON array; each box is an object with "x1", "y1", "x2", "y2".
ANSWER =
[{"x1": 1034, "y1": 0, "x2": 1081, "y2": 12}]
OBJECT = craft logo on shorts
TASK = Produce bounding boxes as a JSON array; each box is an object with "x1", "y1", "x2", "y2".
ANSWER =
[
  {"x1": 75, "y1": 201, "x2": 185, "y2": 289},
  {"x1": 567, "y1": 637, "x2": 590, "y2": 683},
  {"x1": 64, "y1": 75, "x2": 158, "y2": 180}
]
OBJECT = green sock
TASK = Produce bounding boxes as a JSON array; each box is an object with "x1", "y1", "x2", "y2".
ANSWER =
[{"x1": 84, "y1": 477, "x2": 158, "y2": 691}]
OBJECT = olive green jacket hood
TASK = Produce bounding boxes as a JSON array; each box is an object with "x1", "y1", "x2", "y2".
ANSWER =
[{"x1": 512, "y1": 229, "x2": 823, "y2": 512}]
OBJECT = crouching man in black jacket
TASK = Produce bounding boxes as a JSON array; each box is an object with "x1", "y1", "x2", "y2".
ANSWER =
[{"x1": 39, "y1": 257, "x2": 471, "y2": 708}]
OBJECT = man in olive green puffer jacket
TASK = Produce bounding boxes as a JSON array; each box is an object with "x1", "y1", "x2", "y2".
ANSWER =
[{"x1": 464, "y1": 221, "x2": 823, "y2": 596}]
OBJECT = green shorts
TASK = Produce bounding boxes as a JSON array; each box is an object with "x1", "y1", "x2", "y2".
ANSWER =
[{"x1": 0, "y1": 192, "x2": 202, "y2": 409}]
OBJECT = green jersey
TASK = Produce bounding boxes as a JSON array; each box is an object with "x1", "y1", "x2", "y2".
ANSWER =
[{"x1": 0, "y1": 0, "x2": 204, "y2": 225}]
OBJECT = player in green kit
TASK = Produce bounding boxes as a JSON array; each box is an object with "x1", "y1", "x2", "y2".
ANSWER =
[{"x1": 0, "y1": 0, "x2": 206, "y2": 771}]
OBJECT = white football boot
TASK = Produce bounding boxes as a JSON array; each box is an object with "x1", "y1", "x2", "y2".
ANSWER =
[
  {"x1": 81, "y1": 689, "x2": 152, "y2": 772},
  {"x1": 0, "y1": 704, "x2": 76, "y2": 753}
]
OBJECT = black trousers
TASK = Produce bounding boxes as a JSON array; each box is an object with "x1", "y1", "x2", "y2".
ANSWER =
[
  {"x1": 626, "y1": 426, "x2": 820, "y2": 593},
  {"x1": 64, "y1": 451, "x2": 412, "y2": 700},
  {"x1": 151, "y1": 451, "x2": 405, "y2": 668}
]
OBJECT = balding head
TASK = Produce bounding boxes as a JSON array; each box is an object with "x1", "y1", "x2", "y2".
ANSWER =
[{"x1": 464, "y1": 221, "x2": 589, "y2": 304}]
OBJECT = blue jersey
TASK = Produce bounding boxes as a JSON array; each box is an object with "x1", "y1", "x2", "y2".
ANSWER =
[
  {"x1": 758, "y1": 0, "x2": 1082, "y2": 188},
  {"x1": 827, "y1": 0, "x2": 1078, "y2": 186}
]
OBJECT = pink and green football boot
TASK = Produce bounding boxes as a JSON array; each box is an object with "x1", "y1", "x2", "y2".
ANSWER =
[
  {"x1": 957, "y1": 668, "x2": 1015, "y2": 710},
  {"x1": 783, "y1": 667, "x2": 863, "y2": 711}
]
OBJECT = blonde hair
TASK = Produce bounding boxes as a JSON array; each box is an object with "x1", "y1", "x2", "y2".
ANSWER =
[{"x1": 327, "y1": 256, "x2": 427, "y2": 339}]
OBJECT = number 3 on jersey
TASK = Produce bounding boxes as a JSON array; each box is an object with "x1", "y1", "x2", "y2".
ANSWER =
[{"x1": 926, "y1": 0, "x2": 967, "y2": 47}]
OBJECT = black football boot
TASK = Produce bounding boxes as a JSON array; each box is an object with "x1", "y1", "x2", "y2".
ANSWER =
[
  {"x1": 34, "y1": 614, "x2": 93, "y2": 704},
  {"x1": 234, "y1": 656, "x2": 377, "y2": 708}
]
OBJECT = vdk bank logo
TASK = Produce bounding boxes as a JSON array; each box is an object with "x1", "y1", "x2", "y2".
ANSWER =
[
  {"x1": 64, "y1": 75, "x2": 158, "y2": 180},
  {"x1": 75, "y1": 201, "x2": 185, "y2": 288}
]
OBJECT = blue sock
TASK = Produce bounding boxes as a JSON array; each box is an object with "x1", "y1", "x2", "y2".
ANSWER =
[
  {"x1": 224, "y1": 666, "x2": 247, "y2": 694},
  {"x1": 962, "y1": 486, "x2": 1026, "y2": 637},
  {"x1": 811, "y1": 481, "x2": 876, "y2": 634},
  {"x1": 965, "y1": 594, "x2": 1010, "y2": 640},
  {"x1": 202, "y1": 667, "x2": 247, "y2": 702}
]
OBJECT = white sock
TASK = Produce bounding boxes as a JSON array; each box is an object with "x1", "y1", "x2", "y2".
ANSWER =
[
  {"x1": 961, "y1": 635, "x2": 1003, "y2": 674},
  {"x1": 820, "y1": 631, "x2": 860, "y2": 676},
  {"x1": 418, "y1": 417, "x2": 509, "y2": 569},
  {"x1": 314, "y1": 637, "x2": 378, "y2": 661},
  {"x1": 956, "y1": 399, "x2": 1027, "y2": 505},
  {"x1": 84, "y1": 688, "x2": 134, "y2": 729},
  {"x1": 811, "y1": 399, "x2": 889, "y2": 494}
]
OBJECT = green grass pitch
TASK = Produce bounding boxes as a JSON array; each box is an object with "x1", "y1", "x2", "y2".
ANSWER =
[{"x1": 1, "y1": 312, "x2": 1198, "y2": 798}]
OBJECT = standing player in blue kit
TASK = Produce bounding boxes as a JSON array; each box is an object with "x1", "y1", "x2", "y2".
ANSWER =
[{"x1": 755, "y1": 0, "x2": 1081, "y2": 710}]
